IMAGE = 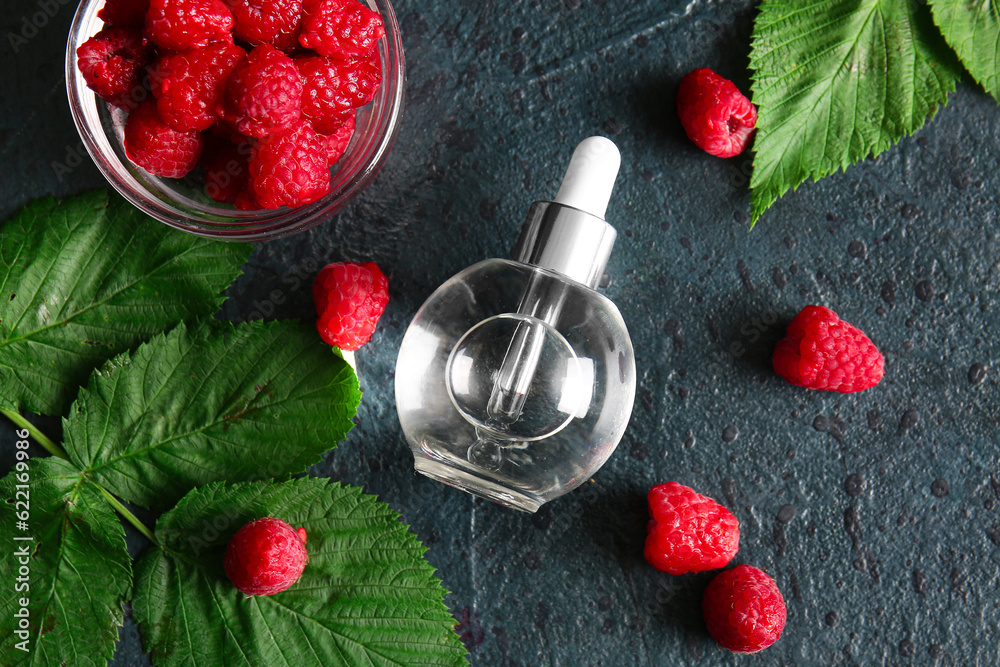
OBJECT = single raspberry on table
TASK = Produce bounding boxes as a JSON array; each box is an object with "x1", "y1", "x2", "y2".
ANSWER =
[
  {"x1": 643, "y1": 482, "x2": 739, "y2": 575},
  {"x1": 149, "y1": 42, "x2": 246, "y2": 132},
  {"x1": 224, "y1": 518, "x2": 308, "y2": 596},
  {"x1": 230, "y1": 0, "x2": 304, "y2": 50},
  {"x1": 703, "y1": 565, "x2": 786, "y2": 653},
  {"x1": 299, "y1": 0, "x2": 385, "y2": 60},
  {"x1": 772, "y1": 305, "x2": 884, "y2": 393},
  {"x1": 317, "y1": 110, "x2": 355, "y2": 165},
  {"x1": 221, "y1": 44, "x2": 303, "y2": 139},
  {"x1": 297, "y1": 56, "x2": 381, "y2": 129},
  {"x1": 201, "y1": 135, "x2": 253, "y2": 204},
  {"x1": 146, "y1": 0, "x2": 234, "y2": 51},
  {"x1": 76, "y1": 27, "x2": 152, "y2": 110},
  {"x1": 313, "y1": 261, "x2": 389, "y2": 350},
  {"x1": 676, "y1": 68, "x2": 756, "y2": 158},
  {"x1": 248, "y1": 119, "x2": 329, "y2": 208},
  {"x1": 97, "y1": 0, "x2": 149, "y2": 27},
  {"x1": 124, "y1": 100, "x2": 203, "y2": 178}
]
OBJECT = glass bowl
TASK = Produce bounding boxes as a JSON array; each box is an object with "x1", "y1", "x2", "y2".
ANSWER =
[{"x1": 65, "y1": 0, "x2": 405, "y2": 241}]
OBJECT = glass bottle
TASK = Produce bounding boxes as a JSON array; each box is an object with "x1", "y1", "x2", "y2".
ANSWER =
[{"x1": 394, "y1": 137, "x2": 636, "y2": 512}]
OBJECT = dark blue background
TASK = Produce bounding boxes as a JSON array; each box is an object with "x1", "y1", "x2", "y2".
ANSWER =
[{"x1": 2, "y1": 0, "x2": 999, "y2": 664}]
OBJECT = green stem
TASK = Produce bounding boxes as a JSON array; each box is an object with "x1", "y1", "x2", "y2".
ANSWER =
[
  {"x1": 1, "y1": 408, "x2": 163, "y2": 549},
  {"x1": 0, "y1": 407, "x2": 69, "y2": 460},
  {"x1": 96, "y1": 484, "x2": 161, "y2": 548}
]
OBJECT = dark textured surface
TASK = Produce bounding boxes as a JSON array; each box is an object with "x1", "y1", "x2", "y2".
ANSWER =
[{"x1": 2, "y1": 0, "x2": 1000, "y2": 665}]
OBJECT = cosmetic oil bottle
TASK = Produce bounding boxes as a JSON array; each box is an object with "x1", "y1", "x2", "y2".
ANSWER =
[{"x1": 394, "y1": 136, "x2": 636, "y2": 513}]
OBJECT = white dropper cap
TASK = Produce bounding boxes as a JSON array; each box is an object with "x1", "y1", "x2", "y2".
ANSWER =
[
  {"x1": 512, "y1": 137, "x2": 621, "y2": 288},
  {"x1": 553, "y1": 136, "x2": 622, "y2": 220}
]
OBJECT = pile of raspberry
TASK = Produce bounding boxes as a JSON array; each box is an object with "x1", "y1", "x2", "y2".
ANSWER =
[
  {"x1": 76, "y1": 0, "x2": 385, "y2": 210},
  {"x1": 644, "y1": 482, "x2": 786, "y2": 654}
]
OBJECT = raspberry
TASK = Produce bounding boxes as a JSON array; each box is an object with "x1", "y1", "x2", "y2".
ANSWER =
[
  {"x1": 702, "y1": 565, "x2": 786, "y2": 653},
  {"x1": 145, "y1": 0, "x2": 234, "y2": 51},
  {"x1": 772, "y1": 305, "x2": 884, "y2": 393},
  {"x1": 149, "y1": 42, "x2": 246, "y2": 132},
  {"x1": 209, "y1": 119, "x2": 248, "y2": 144},
  {"x1": 643, "y1": 482, "x2": 739, "y2": 575},
  {"x1": 317, "y1": 110, "x2": 355, "y2": 165},
  {"x1": 676, "y1": 68, "x2": 756, "y2": 158},
  {"x1": 297, "y1": 56, "x2": 381, "y2": 130},
  {"x1": 312, "y1": 106, "x2": 354, "y2": 136},
  {"x1": 313, "y1": 261, "x2": 389, "y2": 350},
  {"x1": 249, "y1": 119, "x2": 330, "y2": 208},
  {"x1": 124, "y1": 100, "x2": 203, "y2": 178},
  {"x1": 298, "y1": 0, "x2": 385, "y2": 60},
  {"x1": 224, "y1": 518, "x2": 308, "y2": 596},
  {"x1": 202, "y1": 135, "x2": 253, "y2": 204},
  {"x1": 221, "y1": 44, "x2": 303, "y2": 139},
  {"x1": 230, "y1": 0, "x2": 304, "y2": 50},
  {"x1": 76, "y1": 27, "x2": 152, "y2": 110},
  {"x1": 235, "y1": 189, "x2": 260, "y2": 210},
  {"x1": 97, "y1": 0, "x2": 150, "y2": 27}
]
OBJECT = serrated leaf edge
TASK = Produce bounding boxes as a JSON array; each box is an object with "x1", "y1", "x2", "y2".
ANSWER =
[
  {"x1": 61, "y1": 319, "x2": 360, "y2": 508},
  {"x1": 747, "y1": 0, "x2": 960, "y2": 225},
  {"x1": 139, "y1": 478, "x2": 467, "y2": 666}
]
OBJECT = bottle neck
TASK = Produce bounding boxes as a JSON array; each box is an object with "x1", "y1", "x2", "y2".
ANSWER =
[{"x1": 511, "y1": 201, "x2": 617, "y2": 289}]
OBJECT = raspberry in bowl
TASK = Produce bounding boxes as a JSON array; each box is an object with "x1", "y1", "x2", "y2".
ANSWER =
[{"x1": 66, "y1": 0, "x2": 405, "y2": 240}]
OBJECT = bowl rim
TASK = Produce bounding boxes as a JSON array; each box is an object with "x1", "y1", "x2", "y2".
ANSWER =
[{"x1": 65, "y1": 0, "x2": 406, "y2": 241}]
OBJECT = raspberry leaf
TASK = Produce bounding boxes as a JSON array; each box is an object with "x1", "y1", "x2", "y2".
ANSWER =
[
  {"x1": 63, "y1": 320, "x2": 361, "y2": 511},
  {"x1": 0, "y1": 458, "x2": 132, "y2": 666},
  {"x1": 928, "y1": 0, "x2": 1000, "y2": 102},
  {"x1": 748, "y1": 0, "x2": 962, "y2": 224},
  {"x1": 133, "y1": 479, "x2": 469, "y2": 666},
  {"x1": 0, "y1": 191, "x2": 250, "y2": 416}
]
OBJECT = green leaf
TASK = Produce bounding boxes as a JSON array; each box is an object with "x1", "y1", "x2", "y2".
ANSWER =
[
  {"x1": 0, "y1": 191, "x2": 251, "y2": 416},
  {"x1": 0, "y1": 458, "x2": 132, "y2": 666},
  {"x1": 63, "y1": 320, "x2": 361, "y2": 511},
  {"x1": 929, "y1": 0, "x2": 1000, "y2": 101},
  {"x1": 748, "y1": 0, "x2": 962, "y2": 223},
  {"x1": 133, "y1": 479, "x2": 468, "y2": 667}
]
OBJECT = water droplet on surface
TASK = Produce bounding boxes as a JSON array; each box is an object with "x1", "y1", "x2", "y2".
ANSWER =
[
  {"x1": 968, "y1": 362, "x2": 987, "y2": 385},
  {"x1": 867, "y1": 410, "x2": 882, "y2": 431},
  {"x1": 899, "y1": 409, "x2": 920, "y2": 431},
  {"x1": 772, "y1": 267, "x2": 786, "y2": 289},
  {"x1": 844, "y1": 473, "x2": 866, "y2": 497},
  {"x1": 777, "y1": 504, "x2": 796, "y2": 524},
  {"x1": 931, "y1": 478, "x2": 950, "y2": 498},
  {"x1": 915, "y1": 279, "x2": 936, "y2": 303},
  {"x1": 912, "y1": 569, "x2": 925, "y2": 595},
  {"x1": 880, "y1": 281, "x2": 897, "y2": 304}
]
